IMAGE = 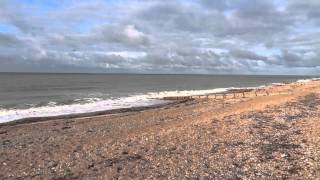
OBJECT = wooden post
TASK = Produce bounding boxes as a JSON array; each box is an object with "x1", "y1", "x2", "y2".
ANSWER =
[
  {"x1": 233, "y1": 93, "x2": 236, "y2": 99},
  {"x1": 242, "y1": 92, "x2": 245, "y2": 98}
]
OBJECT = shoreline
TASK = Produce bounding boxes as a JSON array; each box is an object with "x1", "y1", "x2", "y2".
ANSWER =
[
  {"x1": 0, "y1": 100, "x2": 187, "y2": 127},
  {"x1": 1, "y1": 77, "x2": 319, "y2": 126}
]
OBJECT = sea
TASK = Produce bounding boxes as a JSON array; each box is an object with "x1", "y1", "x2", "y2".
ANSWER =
[{"x1": 0, "y1": 73, "x2": 317, "y2": 123}]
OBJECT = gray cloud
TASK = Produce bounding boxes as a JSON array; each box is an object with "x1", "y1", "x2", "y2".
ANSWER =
[
  {"x1": 275, "y1": 49, "x2": 320, "y2": 68},
  {"x1": 201, "y1": 0, "x2": 229, "y2": 10},
  {"x1": 0, "y1": 0, "x2": 319, "y2": 74},
  {"x1": 0, "y1": 33, "x2": 21, "y2": 47},
  {"x1": 230, "y1": 49, "x2": 268, "y2": 61}
]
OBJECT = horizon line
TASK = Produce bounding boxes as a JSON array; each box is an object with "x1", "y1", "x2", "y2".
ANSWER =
[{"x1": 0, "y1": 71, "x2": 318, "y2": 77}]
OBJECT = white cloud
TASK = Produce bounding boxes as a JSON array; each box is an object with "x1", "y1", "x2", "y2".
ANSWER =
[
  {"x1": 123, "y1": 25, "x2": 145, "y2": 42},
  {"x1": 106, "y1": 51, "x2": 146, "y2": 58}
]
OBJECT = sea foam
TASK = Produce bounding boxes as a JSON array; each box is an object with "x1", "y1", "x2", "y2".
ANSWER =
[{"x1": 0, "y1": 88, "x2": 228, "y2": 123}]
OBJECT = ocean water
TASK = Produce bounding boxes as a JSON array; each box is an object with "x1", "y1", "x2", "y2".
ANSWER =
[{"x1": 0, "y1": 73, "x2": 316, "y2": 123}]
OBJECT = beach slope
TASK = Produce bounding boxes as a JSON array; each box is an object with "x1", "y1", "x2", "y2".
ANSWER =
[{"x1": 1, "y1": 80, "x2": 320, "y2": 179}]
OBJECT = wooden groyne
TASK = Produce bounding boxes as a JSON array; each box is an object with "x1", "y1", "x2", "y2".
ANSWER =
[
  {"x1": 162, "y1": 87, "x2": 289, "y2": 101},
  {"x1": 162, "y1": 89, "x2": 256, "y2": 101},
  {"x1": 161, "y1": 79, "x2": 320, "y2": 101}
]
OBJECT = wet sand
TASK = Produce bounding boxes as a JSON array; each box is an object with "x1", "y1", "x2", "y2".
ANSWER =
[{"x1": 1, "y1": 80, "x2": 320, "y2": 179}]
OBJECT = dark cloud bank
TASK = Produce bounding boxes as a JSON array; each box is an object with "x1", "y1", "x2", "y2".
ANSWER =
[{"x1": 0, "y1": 0, "x2": 319, "y2": 75}]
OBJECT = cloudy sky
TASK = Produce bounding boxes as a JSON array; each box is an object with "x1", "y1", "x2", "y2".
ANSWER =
[{"x1": 0, "y1": 0, "x2": 319, "y2": 74}]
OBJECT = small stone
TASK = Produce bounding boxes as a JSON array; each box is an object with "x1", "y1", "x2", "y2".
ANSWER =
[
  {"x1": 62, "y1": 126, "x2": 71, "y2": 130},
  {"x1": 122, "y1": 151, "x2": 129, "y2": 155},
  {"x1": 87, "y1": 163, "x2": 94, "y2": 169}
]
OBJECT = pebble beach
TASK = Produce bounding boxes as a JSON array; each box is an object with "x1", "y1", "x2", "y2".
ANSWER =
[{"x1": 1, "y1": 79, "x2": 320, "y2": 179}]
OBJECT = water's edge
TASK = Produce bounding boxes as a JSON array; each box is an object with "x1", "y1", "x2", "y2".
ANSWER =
[
  {"x1": 0, "y1": 101, "x2": 182, "y2": 127},
  {"x1": 0, "y1": 77, "x2": 317, "y2": 124}
]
